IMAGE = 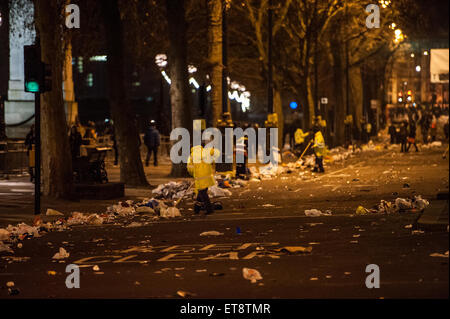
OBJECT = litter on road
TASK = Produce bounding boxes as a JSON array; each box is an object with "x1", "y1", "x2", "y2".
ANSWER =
[
  {"x1": 429, "y1": 251, "x2": 449, "y2": 258},
  {"x1": 52, "y1": 247, "x2": 70, "y2": 260},
  {"x1": 304, "y1": 209, "x2": 332, "y2": 217},
  {"x1": 242, "y1": 267, "x2": 263, "y2": 284},
  {"x1": 46, "y1": 209, "x2": 64, "y2": 216},
  {"x1": 200, "y1": 231, "x2": 224, "y2": 236}
]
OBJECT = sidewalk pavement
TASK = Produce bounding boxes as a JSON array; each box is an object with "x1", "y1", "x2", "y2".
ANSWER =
[
  {"x1": 417, "y1": 192, "x2": 449, "y2": 232},
  {"x1": 0, "y1": 157, "x2": 186, "y2": 227}
]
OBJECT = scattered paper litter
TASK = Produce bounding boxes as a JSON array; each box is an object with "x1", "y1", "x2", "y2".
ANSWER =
[
  {"x1": 160, "y1": 207, "x2": 181, "y2": 219},
  {"x1": 0, "y1": 229, "x2": 10, "y2": 241},
  {"x1": 200, "y1": 231, "x2": 224, "y2": 237},
  {"x1": 52, "y1": 247, "x2": 70, "y2": 260},
  {"x1": 46, "y1": 209, "x2": 64, "y2": 216},
  {"x1": 242, "y1": 267, "x2": 263, "y2": 284},
  {"x1": 125, "y1": 222, "x2": 143, "y2": 228},
  {"x1": 430, "y1": 251, "x2": 448, "y2": 258},
  {"x1": 0, "y1": 242, "x2": 13, "y2": 253},
  {"x1": 304, "y1": 209, "x2": 332, "y2": 217}
]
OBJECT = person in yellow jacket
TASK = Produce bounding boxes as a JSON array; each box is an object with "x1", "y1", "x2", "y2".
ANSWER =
[
  {"x1": 312, "y1": 126, "x2": 325, "y2": 173},
  {"x1": 187, "y1": 144, "x2": 221, "y2": 215},
  {"x1": 294, "y1": 128, "x2": 309, "y2": 155}
]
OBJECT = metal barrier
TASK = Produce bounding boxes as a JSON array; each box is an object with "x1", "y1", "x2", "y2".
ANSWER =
[{"x1": 0, "y1": 141, "x2": 28, "y2": 175}]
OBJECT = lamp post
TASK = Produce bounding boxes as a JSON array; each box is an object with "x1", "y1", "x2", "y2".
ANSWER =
[
  {"x1": 155, "y1": 54, "x2": 169, "y2": 134},
  {"x1": 216, "y1": 0, "x2": 233, "y2": 174}
]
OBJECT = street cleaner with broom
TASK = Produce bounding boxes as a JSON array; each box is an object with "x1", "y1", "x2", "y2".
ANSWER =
[
  {"x1": 312, "y1": 125, "x2": 326, "y2": 173},
  {"x1": 187, "y1": 142, "x2": 221, "y2": 215}
]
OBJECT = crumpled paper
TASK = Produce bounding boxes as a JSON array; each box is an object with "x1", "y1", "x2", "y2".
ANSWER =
[{"x1": 242, "y1": 267, "x2": 263, "y2": 284}]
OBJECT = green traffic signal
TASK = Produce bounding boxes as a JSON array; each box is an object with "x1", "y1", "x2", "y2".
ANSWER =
[{"x1": 25, "y1": 81, "x2": 40, "y2": 93}]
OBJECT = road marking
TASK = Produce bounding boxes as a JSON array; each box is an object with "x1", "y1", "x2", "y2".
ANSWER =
[
  {"x1": 73, "y1": 256, "x2": 121, "y2": 265},
  {"x1": 113, "y1": 255, "x2": 149, "y2": 264}
]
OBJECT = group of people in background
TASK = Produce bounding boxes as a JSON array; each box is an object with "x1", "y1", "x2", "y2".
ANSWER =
[
  {"x1": 65, "y1": 119, "x2": 161, "y2": 168},
  {"x1": 388, "y1": 104, "x2": 449, "y2": 153}
]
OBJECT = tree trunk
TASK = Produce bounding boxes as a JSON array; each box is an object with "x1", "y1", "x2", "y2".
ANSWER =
[
  {"x1": 331, "y1": 42, "x2": 346, "y2": 146},
  {"x1": 207, "y1": 0, "x2": 222, "y2": 127},
  {"x1": 306, "y1": 72, "x2": 315, "y2": 125},
  {"x1": 273, "y1": 88, "x2": 284, "y2": 148},
  {"x1": 350, "y1": 66, "x2": 363, "y2": 132},
  {"x1": 34, "y1": 0, "x2": 73, "y2": 198},
  {"x1": 102, "y1": 0, "x2": 148, "y2": 187},
  {"x1": 165, "y1": 0, "x2": 193, "y2": 177}
]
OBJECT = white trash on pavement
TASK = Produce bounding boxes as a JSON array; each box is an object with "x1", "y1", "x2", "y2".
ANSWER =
[
  {"x1": 242, "y1": 267, "x2": 263, "y2": 284},
  {"x1": 304, "y1": 209, "x2": 332, "y2": 217},
  {"x1": 200, "y1": 231, "x2": 224, "y2": 236},
  {"x1": 46, "y1": 209, "x2": 64, "y2": 216},
  {"x1": 52, "y1": 247, "x2": 70, "y2": 260}
]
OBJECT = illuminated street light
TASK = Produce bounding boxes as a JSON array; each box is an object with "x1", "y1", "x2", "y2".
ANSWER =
[
  {"x1": 410, "y1": 53, "x2": 415, "y2": 58},
  {"x1": 379, "y1": 0, "x2": 391, "y2": 8},
  {"x1": 423, "y1": 51, "x2": 429, "y2": 56},
  {"x1": 188, "y1": 65, "x2": 197, "y2": 74},
  {"x1": 416, "y1": 65, "x2": 421, "y2": 72},
  {"x1": 394, "y1": 29, "x2": 404, "y2": 44},
  {"x1": 155, "y1": 54, "x2": 168, "y2": 68}
]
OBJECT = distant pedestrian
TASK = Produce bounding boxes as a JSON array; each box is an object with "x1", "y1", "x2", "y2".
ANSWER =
[
  {"x1": 144, "y1": 120, "x2": 161, "y2": 167},
  {"x1": 407, "y1": 122, "x2": 419, "y2": 152},
  {"x1": 24, "y1": 124, "x2": 35, "y2": 183},
  {"x1": 420, "y1": 112, "x2": 431, "y2": 144},
  {"x1": 399, "y1": 121, "x2": 408, "y2": 153},
  {"x1": 388, "y1": 123, "x2": 396, "y2": 144},
  {"x1": 69, "y1": 126, "x2": 83, "y2": 160},
  {"x1": 430, "y1": 116, "x2": 438, "y2": 142},
  {"x1": 312, "y1": 126, "x2": 325, "y2": 173},
  {"x1": 444, "y1": 119, "x2": 449, "y2": 140}
]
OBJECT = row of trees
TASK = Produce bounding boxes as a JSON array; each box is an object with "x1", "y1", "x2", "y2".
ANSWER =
[{"x1": 29, "y1": 0, "x2": 438, "y2": 199}]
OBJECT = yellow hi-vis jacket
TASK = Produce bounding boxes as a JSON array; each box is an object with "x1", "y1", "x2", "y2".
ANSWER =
[
  {"x1": 312, "y1": 131, "x2": 325, "y2": 157},
  {"x1": 187, "y1": 145, "x2": 221, "y2": 192},
  {"x1": 294, "y1": 129, "x2": 309, "y2": 145}
]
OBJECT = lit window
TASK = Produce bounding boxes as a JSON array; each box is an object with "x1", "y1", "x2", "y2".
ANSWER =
[
  {"x1": 86, "y1": 73, "x2": 93, "y2": 87},
  {"x1": 77, "y1": 57, "x2": 84, "y2": 73}
]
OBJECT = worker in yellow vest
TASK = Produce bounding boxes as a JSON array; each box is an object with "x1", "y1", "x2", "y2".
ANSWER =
[
  {"x1": 187, "y1": 144, "x2": 221, "y2": 215},
  {"x1": 312, "y1": 126, "x2": 326, "y2": 173},
  {"x1": 294, "y1": 128, "x2": 309, "y2": 155}
]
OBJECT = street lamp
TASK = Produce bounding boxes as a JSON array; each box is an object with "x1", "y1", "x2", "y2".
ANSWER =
[
  {"x1": 394, "y1": 29, "x2": 404, "y2": 44},
  {"x1": 216, "y1": 0, "x2": 233, "y2": 174},
  {"x1": 155, "y1": 54, "x2": 168, "y2": 133}
]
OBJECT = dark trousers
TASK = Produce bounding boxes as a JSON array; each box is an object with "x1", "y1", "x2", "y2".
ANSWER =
[
  {"x1": 314, "y1": 155, "x2": 324, "y2": 172},
  {"x1": 407, "y1": 142, "x2": 419, "y2": 152},
  {"x1": 400, "y1": 139, "x2": 407, "y2": 152},
  {"x1": 113, "y1": 144, "x2": 118, "y2": 165},
  {"x1": 196, "y1": 188, "x2": 213, "y2": 214},
  {"x1": 145, "y1": 145, "x2": 158, "y2": 166},
  {"x1": 422, "y1": 129, "x2": 428, "y2": 144}
]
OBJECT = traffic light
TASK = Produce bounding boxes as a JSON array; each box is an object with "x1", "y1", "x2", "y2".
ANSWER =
[
  {"x1": 24, "y1": 45, "x2": 52, "y2": 93},
  {"x1": 407, "y1": 90, "x2": 413, "y2": 102},
  {"x1": 24, "y1": 45, "x2": 41, "y2": 93}
]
